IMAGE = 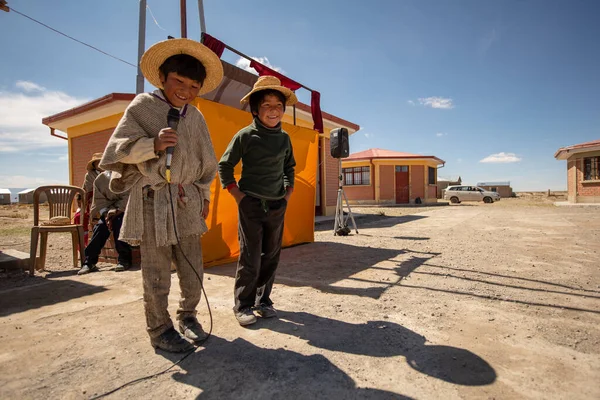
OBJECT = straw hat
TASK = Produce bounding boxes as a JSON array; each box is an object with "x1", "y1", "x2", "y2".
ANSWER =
[
  {"x1": 86, "y1": 153, "x2": 104, "y2": 171},
  {"x1": 240, "y1": 76, "x2": 298, "y2": 106},
  {"x1": 140, "y1": 38, "x2": 224, "y2": 95}
]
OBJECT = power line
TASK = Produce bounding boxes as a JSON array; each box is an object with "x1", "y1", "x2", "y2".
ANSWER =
[{"x1": 9, "y1": 8, "x2": 137, "y2": 68}]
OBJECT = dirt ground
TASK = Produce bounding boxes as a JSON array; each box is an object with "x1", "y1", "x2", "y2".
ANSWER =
[{"x1": 0, "y1": 196, "x2": 598, "y2": 399}]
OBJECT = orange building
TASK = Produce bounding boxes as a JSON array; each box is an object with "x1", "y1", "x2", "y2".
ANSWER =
[{"x1": 42, "y1": 61, "x2": 359, "y2": 217}]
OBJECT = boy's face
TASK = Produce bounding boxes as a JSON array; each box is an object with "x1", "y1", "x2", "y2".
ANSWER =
[
  {"x1": 160, "y1": 71, "x2": 201, "y2": 108},
  {"x1": 255, "y1": 93, "x2": 284, "y2": 128}
]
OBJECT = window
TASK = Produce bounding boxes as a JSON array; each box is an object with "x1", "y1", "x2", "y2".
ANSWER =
[
  {"x1": 584, "y1": 157, "x2": 600, "y2": 181},
  {"x1": 491, "y1": 187, "x2": 497, "y2": 192},
  {"x1": 343, "y1": 166, "x2": 370, "y2": 185},
  {"x1": 428, "y1": 167, "x2": 435, "y2": 185},
  {"x1": 395, "y1": 166, "x2": 408, "y2": 172}
]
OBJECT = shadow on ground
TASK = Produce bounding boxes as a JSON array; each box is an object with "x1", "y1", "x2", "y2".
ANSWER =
[
  {"x1": 315, "y1": 214, "x2": 428, "y2": 232},
  {"x1": 165, "y1": 335, "x2": 414, "y2": 399},
  {"x1": 255, "y1": 311, "x2": 496, "y2": 386},
  {"x1": 207, "y1": 242, "x2": 440, "y2": 300},
  {"x1": 0, "y1": 278, "x2": 107, "y2": 317}
]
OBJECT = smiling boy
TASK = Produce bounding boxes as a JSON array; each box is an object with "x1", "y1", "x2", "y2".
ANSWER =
[
  {"x1": 99, "y1": 38, "x2": 223, "y2": 352},
  {"x1": 218, "y1": 76, "x2": 297, "y2": 326}
]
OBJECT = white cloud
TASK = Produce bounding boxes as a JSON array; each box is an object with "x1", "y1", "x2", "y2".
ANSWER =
[
  {"x1": 407, "y1": 100, "x2": 415, "y2": 106},
  {"x1": 0, "y1": 145, "x2": 19, "y2": 152},
  {"x1": 418, "y1": 97, "x2": 454, "y2": 109},
  {"x1": 479, "y1": 152, "x2": 522, "y2": 163},
  {"x1": 364, "y1": 132, "x2": 374, "y2": 139},
  {"x1": 436, "y1": 132, "x2": 447, "y2": 137},
  {"x1": 0, "y1": 81, "x2": 89, "y2": 153},
  {"x1": 235, "y1": 56, "x2": 285, "y2": 75},
  {"x1": 15, "y1": 80, "x2": 46, "y2": 92},
  {"x1": 0, "y1": 174, "x2": 63, "y2": 188}
]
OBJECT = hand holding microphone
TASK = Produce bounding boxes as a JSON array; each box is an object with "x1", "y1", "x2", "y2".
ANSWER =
[
  {"x1": 154, "y1": 108, "x2": 180, "y2": 182},
  {"x1": 154, "y1": 128, "x2": 178, "y2": 152}
]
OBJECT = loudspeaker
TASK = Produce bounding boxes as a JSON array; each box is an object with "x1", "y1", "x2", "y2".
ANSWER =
[{"x1": 330, "y1": 128, "x2": 349, "y2": 158}]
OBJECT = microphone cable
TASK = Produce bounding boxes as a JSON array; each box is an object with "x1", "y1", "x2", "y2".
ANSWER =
[{"x1": 90, "y1": 183, "x2": 213, "y2": 400}]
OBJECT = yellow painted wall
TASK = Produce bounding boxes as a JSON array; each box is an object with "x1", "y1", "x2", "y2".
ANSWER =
[
  {"x1": 67, "y1": 114, "x2": 124, "y2": 138},
  {"x1": 62, "y1": 99, "x2": 319, "y2": 267},
  {"x1": 194, "y1": 98, "x2": 319, "y2": 266}
]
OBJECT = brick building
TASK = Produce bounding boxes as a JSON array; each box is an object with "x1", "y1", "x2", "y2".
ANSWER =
[
  {"x1": 0, "y1": 188, "x2": 11, "y2": 205},
  {"x1": 554, "y1": 139, "x2": 600, "y2": 203},
  {"x1": 437, "y1": 176, "x2": 462, "y2": 199},
  {"x1": 476, "y1": 181, "x2": 513, "y2": 198},
  {"x1": 340, "y1": 149, "x2": 445, "y2": 205}
]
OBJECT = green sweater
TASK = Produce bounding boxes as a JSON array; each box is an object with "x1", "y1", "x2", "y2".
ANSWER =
[{"x1": 218, "y1": 118, "x2": 296, "y2": 200}]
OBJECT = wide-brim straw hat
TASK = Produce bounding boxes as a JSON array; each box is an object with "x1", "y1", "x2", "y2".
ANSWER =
[
  {"x1": 240, "y1": 76, "x2": 298, "y2": 106},
  {"x1": 140, "y1": 38, "x2": 224, "y2": 95},
  {"x1": 86, "y1": 152, "x2": 104, "y2": 171}
]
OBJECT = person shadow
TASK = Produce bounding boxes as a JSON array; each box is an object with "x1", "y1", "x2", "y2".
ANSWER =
[
  {"x1": 168, "y1": 335, "x2": 413, "y2": 399},
  {"x1": 254, "y1": 311, "x2": 496, "y2": 386}
]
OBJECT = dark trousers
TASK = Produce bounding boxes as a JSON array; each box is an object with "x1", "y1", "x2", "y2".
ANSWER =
[
  {"x1": 234, "y1": 196, "x2": 287, "y2": 312},
  {"x1": 84, "y1": 213, "x2": 132, "y2": 266}
]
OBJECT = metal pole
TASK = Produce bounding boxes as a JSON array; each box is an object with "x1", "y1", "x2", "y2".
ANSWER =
[
  {"x1": 135, "y1": 0, "x2": 147, "y2": 94},
  {"x1": 180, "y1": 0, "x2": 187, "y2": 38},
  {"x1": 198, "y1": 0, "x2": 206, "y2": 34},
  {"x1": 293, "y1": 105, "x2": 296, "y2": 125}
]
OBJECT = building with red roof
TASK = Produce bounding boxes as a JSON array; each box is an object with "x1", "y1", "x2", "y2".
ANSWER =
[
  {"x1": 341, "y1": 148, "x2": 445, "y2": 205},
  {"x1": 555, "y1": 139, "x2": 600, "y2": 203}
]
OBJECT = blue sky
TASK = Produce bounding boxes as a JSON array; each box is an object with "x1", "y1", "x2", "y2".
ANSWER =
[{"x1": 1, "y1": 0, "x2": 598, "y2": 191}]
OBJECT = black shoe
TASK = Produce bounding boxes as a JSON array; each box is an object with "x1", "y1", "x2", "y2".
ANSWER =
[
  {"x1": 178, "y1": 316, "x2": 208, "y2": 343},
  {"x1": 151, "y1": 327, "x2": 194, "y2": 353},
  {"x1": 78, "y1": 264, "x2": 98, "y2": 275},
  {"x1": 234, "y1": 308, "x2": 257, "y2": 326},
  {"x1": 114, "y1": 263, "x2": 131, "y2": 272},
  {"x1": 255, "y1": 304, "x2": 277, "y2": 318}
]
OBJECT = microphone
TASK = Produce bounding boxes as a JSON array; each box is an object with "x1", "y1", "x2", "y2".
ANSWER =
[{"x1": 165, "y1": 108, "x2": 180, "y2": 183}]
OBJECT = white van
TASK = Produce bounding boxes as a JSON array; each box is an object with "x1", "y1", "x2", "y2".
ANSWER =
[{"x1": 443, "y1": 185, "x2": 501, "y2": 204}]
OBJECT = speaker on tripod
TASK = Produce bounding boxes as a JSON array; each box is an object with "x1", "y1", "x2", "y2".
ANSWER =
[
  {"x1": 330, "y1": 127, "x2": 349, "y2": 159},
  {"x1": 329, "y1": 128, "x2": 358, "y2": 236}
]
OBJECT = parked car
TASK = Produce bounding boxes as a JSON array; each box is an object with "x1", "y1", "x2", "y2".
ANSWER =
[{"x1": 443, "y1": 185, "x2": 501, "y2": 204}]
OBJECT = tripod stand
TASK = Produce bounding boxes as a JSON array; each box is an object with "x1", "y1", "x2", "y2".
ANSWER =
[{"x1": 333, "y1": 158, "x2": 358, "y2": 236}]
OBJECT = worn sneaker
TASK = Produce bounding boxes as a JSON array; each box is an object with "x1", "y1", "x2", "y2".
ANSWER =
[
  {"x1": 151, "y1": 327, "x2": 194, "y2": 353},
  {"x1": 256, "y1": 304, "x2": 278, "y2": 319},
  {"x1": 114, "y1": 263, "x2": 131, "y2": 272},
  {"x1": 178, "y1": 316, "x2": 208, "y2": 342},
  {"x1": 234, "y1": 308, "x2": 257, "y2": 326},
  {"x1": 77, "y1": 264, "x2": 98, "y2": 275}
]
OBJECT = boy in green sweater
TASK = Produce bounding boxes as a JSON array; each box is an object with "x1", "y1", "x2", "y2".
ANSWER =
[{"x1": 218, "y1": 76, "x2": 297, "y2": 326}]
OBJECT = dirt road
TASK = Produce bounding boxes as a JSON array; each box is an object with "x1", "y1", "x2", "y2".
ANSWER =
[{"x1": 0, "y1": 201, "x2": 598, "y2": 399}]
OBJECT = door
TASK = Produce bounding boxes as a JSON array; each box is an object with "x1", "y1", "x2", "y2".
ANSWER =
[
  {"x1": 395, "y1": 166, "x2": 409, "y2": 203},
  {"x1": 471, "y1": 187, "x2": 484, "y2": 202}
]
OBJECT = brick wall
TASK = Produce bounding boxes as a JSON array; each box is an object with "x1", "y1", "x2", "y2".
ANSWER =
[
  {"x1": 411, "y1": 165, "x2": 425, "y2": 200},
  {"x1": 427, "y1": 186, "x2": 437, "y2": 200},
  {"x1": 576, "y1": 157, "x2": 600, "y2": 201},
  {"x1": 380, "y1": 165, "x2": 395, "y2": 200},
  {"x1": 71, "y1": 129, "x2": 114, "y2": 187},
  {"x1": 344, "y1": 185, "x2": 374, "y2": 201},
  {"x1": 567, "y1": 159, "x2": 576, "y2": 202},
  {"x1": 324, "y1": 138, "x2": 340, "y2": 207}
]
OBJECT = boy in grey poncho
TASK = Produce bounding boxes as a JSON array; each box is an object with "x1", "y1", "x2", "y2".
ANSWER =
[{"x1": 99, "y1": 38, "x2": 224, "y2": 352}]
